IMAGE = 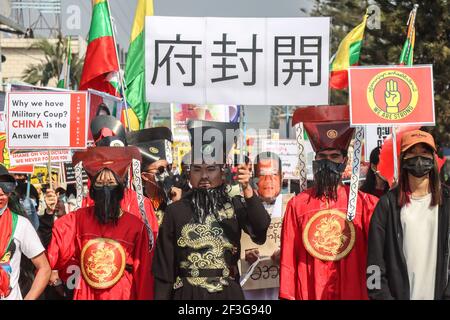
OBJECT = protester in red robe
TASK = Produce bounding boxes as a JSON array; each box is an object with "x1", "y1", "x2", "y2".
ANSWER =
[
  {"x1": 46, "y1": 147, "x2": 154, "y2": 300},
  {"x1": 280, "y1": 105, "x2": 378, "y2": 300},
  {"x1": 89, "y1": 115, "x2": 159, "y2": 234}
]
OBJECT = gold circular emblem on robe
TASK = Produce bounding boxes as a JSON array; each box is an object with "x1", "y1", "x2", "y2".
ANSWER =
[
  {"x1": 303, "y1": 209, "x2": 355, "y2": 261},
  {"x1": 81, "y1": 238, "x2": 126, "y2": 289}
]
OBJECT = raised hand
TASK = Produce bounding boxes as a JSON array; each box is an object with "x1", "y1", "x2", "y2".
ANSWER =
[
  {"x1": 44, "y1": 189, "x2": 58, "y2": 214},
  {"x1": 385, "y1": 79, "x2": 401, "y2": 113}
]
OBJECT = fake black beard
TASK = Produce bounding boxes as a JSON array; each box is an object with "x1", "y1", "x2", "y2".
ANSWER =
[
  {"x1": 190, "y1": 184, "x2": 231, "y2": 224},
  {"x1": 313, "y1": 160, "x2": 344, "y2": 201},
  {"x1": 90, "y1": 184, "x2": 125, "y2": 225}
]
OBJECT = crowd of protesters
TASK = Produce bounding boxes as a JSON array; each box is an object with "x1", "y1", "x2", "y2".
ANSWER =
[{"x1": 1, "y1": 111, "x2": 449, "y2": 300}]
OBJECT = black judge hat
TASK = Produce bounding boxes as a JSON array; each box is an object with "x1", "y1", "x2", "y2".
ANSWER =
[
  {"x1": 187, "y1": 120, "x2": 240, "y2": 165},
  {"x1": 126, "y1": 127, "x2": 173, "y2": 168},
  {"x1": 90, "y1": 115, "x2": 127, "y2": 147}
]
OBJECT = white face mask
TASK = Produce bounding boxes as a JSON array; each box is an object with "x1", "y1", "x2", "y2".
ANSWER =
[{"x1": 0, "y1": 205, "x2": 7, "y2": 216}]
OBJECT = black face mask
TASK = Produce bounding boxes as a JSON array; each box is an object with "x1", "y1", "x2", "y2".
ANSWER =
[
  {"x1": 312, "y1": 159, "x2": 346, "y2": 201},
  {"x1": 403, "y1": 156, "x2": 434, "y2": 178},
  {"x1": 90, "y1": 184, "x2": 124, "y2": 224},
  {"x1": 312, "y1": 159, "x2": 346, "y2": 176}
]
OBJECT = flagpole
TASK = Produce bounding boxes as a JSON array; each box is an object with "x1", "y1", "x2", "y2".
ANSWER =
[
  {"x1": 65, "y1": 35, "x2": 71, "y2": 89},
  {"x1": 392, "y1": 125, "x2": 399, "y2": 184},
  {"x1": 400, "y1": 4, "x2": 418, "y2": 65},
  {"x1": 105, "y1": 0, "x2": 132, "y2": 132},
  {"x1": 26, "y1": 174, "x2": 31, "y2": 198},
  {"x1": 404, "y1": 6, "x2": 417, "y2": 57},
  {"x1": 48, "y1": 150, "x2": 52, "y2": 190},
  {"x1": 64, "y1": 36, "x2": 68, "y2": 89}
]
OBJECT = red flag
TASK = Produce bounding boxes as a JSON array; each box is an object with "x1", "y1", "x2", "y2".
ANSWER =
[{"x1": 79, "y1": 0, "x2": 119, "y2": 96}]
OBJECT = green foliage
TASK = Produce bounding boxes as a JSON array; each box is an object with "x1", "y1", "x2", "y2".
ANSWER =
[
  {"x1": 21, "y1": 34, "x2": 83, "y2": 89},
  {"x1": 309, "y1": 0, "x2": 450, "y2": 149}
]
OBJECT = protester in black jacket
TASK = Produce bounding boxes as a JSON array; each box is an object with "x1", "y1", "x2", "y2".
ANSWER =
[
  {"x1": 153, "y1": 120, "x2": 271, "y2": 300},
  {"x1": 367, "y1": 130, "x2": 450, "y2": 300}
]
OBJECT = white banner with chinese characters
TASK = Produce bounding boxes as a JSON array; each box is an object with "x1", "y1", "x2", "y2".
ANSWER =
[{"x1": 146, "y1": 17, "x2": 330, "y2": 105}]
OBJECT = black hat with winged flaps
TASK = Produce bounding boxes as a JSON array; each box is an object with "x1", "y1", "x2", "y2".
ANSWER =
[
  {"x1": 126, "y1": 127, "x2": 173, "y2": 168},
  {"x1": 90, "y1": 115, "x2": 127, "y2": 147},
  {"x1": 187, "y1": 120, "x2": 240, "y2": 165}
]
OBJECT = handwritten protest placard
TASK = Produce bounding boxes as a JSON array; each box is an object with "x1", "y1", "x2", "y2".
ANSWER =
[
  {"x1": 240, "y1": 194, "x2": 293, "y2": 290},
  {"x1": 241, "y1": 218, "x2": 282, "y2": 290},
  {"x1": 63, "y1": 163, "x2": 89, "y2": 185}
]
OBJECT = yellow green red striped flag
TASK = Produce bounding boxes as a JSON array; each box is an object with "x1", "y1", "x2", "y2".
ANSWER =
[
  {"x1": 124, "y1": 0, "x2": 154, "y2": 129},
  {"x1": 329, "y1": 14, "x2": 368, "y2": 90},
  {"x1": 399, "y1": 5, "x2": 418, "y2": 66},
  {"x1": 79, "y1": 0, "x2": 120, "y2": 96}
]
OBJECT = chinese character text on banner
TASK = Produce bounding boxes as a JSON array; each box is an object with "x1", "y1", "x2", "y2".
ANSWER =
[{"x1": 146, "y1": 17, "x2": 330, "y2": 105}]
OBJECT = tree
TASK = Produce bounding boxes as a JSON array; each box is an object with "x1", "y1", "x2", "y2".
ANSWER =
[
  {"x1": 21, "y1": 34, "x2": 83, "y2": 89},
  {"x1": 307, "y1": 0, "x2": 450, "y2": 150}
]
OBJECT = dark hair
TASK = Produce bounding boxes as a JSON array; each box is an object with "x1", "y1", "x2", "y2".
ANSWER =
[
  {"x1": 14, "y1": 181, "x2": 40, "y2": 212},
  {"x1": 96, "y1": 103, "x2": 111, "y2": 116},
  {"x1": 8, "y1": 192, "x2": 27, "y2": 218},
  {"x1": 254, "y1": 152, "x2": 282, "y2": 175},
  {"x1": 398, "y1": 144, "x2": 441, "y2": 207},
  {"x1": 317, "y1": 148, "x2": 348, "y2": 158},
  {"x1": 55, "y1": 187, "x2": 66, "y2": 195},
  {"x1": 361, "y1": 147, "x2": 389, "y2": 196},
  {"x1": 66, "y1": 184, "x2": 77, "y2": 198}
]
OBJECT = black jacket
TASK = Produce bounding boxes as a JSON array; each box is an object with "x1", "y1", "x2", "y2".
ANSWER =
[
  {"x1": 37, "y1": 211, "x2": 55, "y2": 249},
  {"x1": 367, "y1": 185, "x2": 450, "y2": 300}
]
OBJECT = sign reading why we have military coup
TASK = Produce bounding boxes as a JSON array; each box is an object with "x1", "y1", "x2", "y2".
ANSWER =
[{"x1": 6, "y1": 92, "x2": 88, "y2": 149}]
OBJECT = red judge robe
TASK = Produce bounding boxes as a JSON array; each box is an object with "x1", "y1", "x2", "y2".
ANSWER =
[
  {"x1": 47, "y1": 147, "x2": 155, "y2": 300},
  {"x1": 280, "y1": 105, "x2": 378, "y2": 300},
  {"x1": 279, "y1": 186, "x2": 378, "y2": 300},
  {"x1": 47, "y1": 206, "x2": 153, "y2": 300}
]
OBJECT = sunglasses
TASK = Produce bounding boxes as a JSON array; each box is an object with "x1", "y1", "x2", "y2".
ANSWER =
[{"x1": 0, "y1": 181, "x2": 16, "y2": 194}]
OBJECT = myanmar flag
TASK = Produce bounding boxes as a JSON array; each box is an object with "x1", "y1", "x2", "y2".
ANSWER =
[
  {"x1": 80, "y1": 0, "x2": 119, "y2": 96},
  {"x1": 399, "y1": 5, "x2": 418, "y2": 66},
  {"x1": 329, "y1": 14, "x2": 368, "y2": 90},
  {"x1": 124, "y1": 0, "x2": 153, "y2": 129}
]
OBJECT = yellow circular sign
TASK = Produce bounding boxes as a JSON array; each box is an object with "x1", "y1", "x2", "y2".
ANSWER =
[
  {"x1": 81, "y1": 238, "x2": 126, "y2": 289},
  {"x1": 303, "y1": 209, "x2": 356, "y2": 261},
  {"x1": 367, "y1": 70, "x2": 418, "y2": 121}
]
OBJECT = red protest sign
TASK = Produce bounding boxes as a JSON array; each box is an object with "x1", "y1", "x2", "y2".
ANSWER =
[
  {"x1": 349, "y1": 65, "x2": 435, "y2": 126},
  {"x1": 0, "y1": 133, "x2": 34, "y2": 174}
]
